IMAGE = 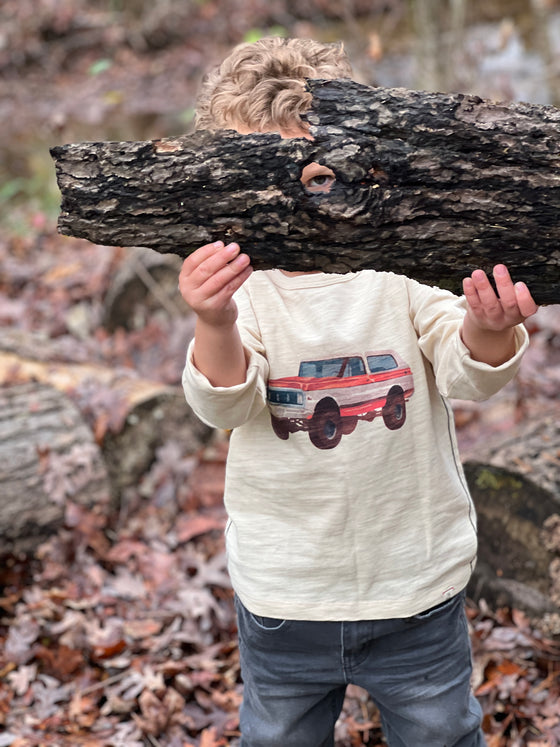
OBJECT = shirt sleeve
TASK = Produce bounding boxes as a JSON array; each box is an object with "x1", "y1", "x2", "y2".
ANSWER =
[
  {"x1": 406, "y1": 278, "x2": 529, "y2": 401},
  {"x1": 181, "y1": 285, "x2": 269, "y2": 429}
]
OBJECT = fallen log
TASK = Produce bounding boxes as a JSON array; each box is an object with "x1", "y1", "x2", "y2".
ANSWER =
[
  {"x1": 51, "y1": 78, "x2": 560, "y2": 304},
  {"x1": 0, "y1": 382, "x2": 111, "y2": 555},
  {"x1": 464, "y1": 414, "x2": 560, "y2": 633},
  {"x1": 0, "y1": 331, "x2": 212, "y2": 500}
]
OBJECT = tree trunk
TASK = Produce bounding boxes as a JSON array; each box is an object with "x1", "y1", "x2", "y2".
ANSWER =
[
  {"x1": 465, "y1": 415, "x2": 560, "y2": 631},
  {"x1": 51, "y1": 78, "x2": 560, "y2": 304},
  {"x1": 0, "y1": 382, "x2": 111, "y2": 555}
]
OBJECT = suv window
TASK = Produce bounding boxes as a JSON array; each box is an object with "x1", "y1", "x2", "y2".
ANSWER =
[
  {"x1": 367, "y1": 354, "x2": 398, "y2": 373},
  {"x1": 343, "y1": 357, "x2": 366, "y2": 377},
  {"x1": 299, "y1": 357, "x2": 365, "y2": 378}
]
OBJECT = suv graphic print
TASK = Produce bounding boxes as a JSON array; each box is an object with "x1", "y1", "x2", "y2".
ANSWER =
[{"x1": 267, "y1": 351, "x2": 415, "y2": 450}]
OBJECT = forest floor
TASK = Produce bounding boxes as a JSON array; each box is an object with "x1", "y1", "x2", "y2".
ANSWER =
[{"x1": 1, "y1": 1, "x2": 560, "y2": 745}]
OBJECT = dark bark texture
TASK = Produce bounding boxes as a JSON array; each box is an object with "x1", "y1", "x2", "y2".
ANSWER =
[
  {"x1": 465, "y1": 416, "x2": 560, "y2": 625},
  {"x1": 51, "y1": 79, "x2": 560, "y2": 304}
]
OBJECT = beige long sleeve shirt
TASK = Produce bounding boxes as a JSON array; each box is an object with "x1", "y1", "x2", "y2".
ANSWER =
[{"x1": 182, "y1": 269, "x2": 528, "y2": 621}]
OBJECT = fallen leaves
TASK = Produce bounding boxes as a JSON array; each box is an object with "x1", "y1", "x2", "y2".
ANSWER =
[
  {"x1": 469, "y1": 601, "x2": 560, "y2": 745},
  {"x1": 0, "y1": 439, "x2": 239, "y2": 746}
]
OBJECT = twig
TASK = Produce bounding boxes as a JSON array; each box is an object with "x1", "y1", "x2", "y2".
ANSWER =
[
  {"x1": 146, "y1": 735, "x2": 164, "y2": 747},
  {"x1": 132, "y1": 254, "x2": 184, "y2": 318},
  {"x1": 78, "y1": 670, "x2": 130, "y2": 696}
]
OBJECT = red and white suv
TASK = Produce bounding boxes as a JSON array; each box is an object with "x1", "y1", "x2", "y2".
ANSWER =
[{"x1": 267, "y1": 350, "x2": 415, "y2": 449}]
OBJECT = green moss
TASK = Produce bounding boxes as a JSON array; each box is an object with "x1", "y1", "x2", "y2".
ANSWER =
[{"x1": 475, "y1": 467, "x2": 522, "y2": 492}]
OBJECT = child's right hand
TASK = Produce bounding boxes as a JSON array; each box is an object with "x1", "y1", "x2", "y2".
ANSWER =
[{"x1": 178, "y1": 241, "x2": 252, "y2": 328}]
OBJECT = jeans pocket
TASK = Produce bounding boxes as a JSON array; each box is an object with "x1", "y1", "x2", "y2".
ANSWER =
[
  {"x1": 250, "y1": 613, "x2": 287, "y2": 631},
  {"x1": 235, "y1": 594, "x2": 289, "y2": 636}
]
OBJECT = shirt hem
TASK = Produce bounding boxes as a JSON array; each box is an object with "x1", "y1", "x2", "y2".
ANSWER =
[{"x1": 233, "y1": 576, "x2": 472, "y2": 622}]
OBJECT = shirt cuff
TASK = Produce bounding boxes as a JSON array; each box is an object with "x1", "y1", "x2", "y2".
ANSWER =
[
  {"x1": 454, "y1": 323, "x2": 529, "y2": 400},
  {"x1": 182, "y1": 339, "x2": 267, "y2": 428}
]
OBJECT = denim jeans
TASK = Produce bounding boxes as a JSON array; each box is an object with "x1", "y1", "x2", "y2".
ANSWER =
[{"x1": 235, "y1": 592, "x2": 485, "y2": 746}]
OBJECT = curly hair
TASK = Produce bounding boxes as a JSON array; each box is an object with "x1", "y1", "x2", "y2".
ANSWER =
[{"x1": 194, "y1": 36, "x2": 353, "y2": 132}]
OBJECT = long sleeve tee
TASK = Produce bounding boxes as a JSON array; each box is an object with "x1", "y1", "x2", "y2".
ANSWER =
[{"x1": 182, "y1": 269, "x2": 528, "y2": 621}]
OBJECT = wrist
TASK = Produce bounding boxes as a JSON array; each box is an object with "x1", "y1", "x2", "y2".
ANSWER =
[
  {"x1": 460, "y1": 317, "x2": 516, "y2": 366},
  {"x1": 193, "y1": 317, "x2": 247, "y2": 387}
]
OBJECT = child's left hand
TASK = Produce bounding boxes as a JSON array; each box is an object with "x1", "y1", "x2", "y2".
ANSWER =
[
  {"x1": 461, "y1": 264, "x2": 538, "y2": 366},
  {"x1": 462, "y1": 264, "x2": 538, "y2": 332}
]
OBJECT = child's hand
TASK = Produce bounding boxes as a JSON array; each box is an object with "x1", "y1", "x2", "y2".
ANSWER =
[
  {"x1": 462, "y1": 264, "x2": 538, "y2": 331},
  {"x1": 461, "y1": 264, "x2": 538, "y2": 366},
  {"x1": 178, "y1": 241, "x2": 252, "y2": 328}
]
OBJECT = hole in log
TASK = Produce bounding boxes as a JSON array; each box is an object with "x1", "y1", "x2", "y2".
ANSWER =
[{"x1": 300, "y1": 162, "x2": 336, "y2": 194}]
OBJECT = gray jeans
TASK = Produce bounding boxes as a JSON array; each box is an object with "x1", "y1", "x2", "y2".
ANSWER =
[{"x1": 235, "y1": 591, "x2": 485, "y2": 747}]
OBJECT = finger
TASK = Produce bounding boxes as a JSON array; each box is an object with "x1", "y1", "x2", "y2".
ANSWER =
[
  {"x1": 183, "y1": 242, "x2": 246, "y2": 296},
  {"x1": 197, "y1": 248, "x2": 251, "y2": 300},
  {"x1": 492, "y1": 264, "x2": 519, "y2": 312},
  {"x1": 468, "y1": 269, "x2": 503, "y2": 317},
  {"x1": 514, "y1": 281, "x2": 539, "y2": 318},
  {"x1": 194, "y1": 242, "x2": 242, "y2": 285},
  {"x1": 181, "y1": 240, "x2": 225, "y2": 275},
  {"x1": 209, "y1": 262, "x2": 253, "y2": 307},
  {"x1": 462, "y1": 276, "x2": 482, "y2": 311}
]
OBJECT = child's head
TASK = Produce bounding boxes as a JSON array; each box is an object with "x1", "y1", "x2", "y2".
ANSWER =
[{"x1": 195, "y1": 36, "x2": 353, "y2": 134}]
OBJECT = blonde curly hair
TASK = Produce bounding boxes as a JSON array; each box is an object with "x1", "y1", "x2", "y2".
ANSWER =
[{"x1": 194, "y1": 36, "x2": 353, "y2": 133}]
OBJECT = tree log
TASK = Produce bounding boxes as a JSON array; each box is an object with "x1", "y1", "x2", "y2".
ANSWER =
[
  {"x1": 0, "y1": 331, "x2": 212, "y2": 501},
  {"x1": 464, "y1": 415, "x2": 560, "y2": 631},
  {"x1": 51, "y1": 79, "x2": 560, "y2": 304},
  {"x1": 0, "y1": 382, "x2": 111, "y2": 555}
]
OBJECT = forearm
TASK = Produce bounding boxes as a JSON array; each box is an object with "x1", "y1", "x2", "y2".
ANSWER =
[
  {"x1": 192, "y1": 318, "x2": 248, "y2": 387},
  {"x1": 460, "y1": 315, "x2": 517, "y2": 367}
]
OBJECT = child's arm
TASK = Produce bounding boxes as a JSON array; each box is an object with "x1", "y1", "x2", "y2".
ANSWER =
[
  {"x1": 461, "y1": 264, "x2": 538, "y2": 366},
  {"x1": 178, "y1": 241, "x2": 253, "y2": 387}
]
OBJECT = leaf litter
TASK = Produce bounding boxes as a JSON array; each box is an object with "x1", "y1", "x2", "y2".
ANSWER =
[{"x1": 1, "y1": 441, "x2": 560, "y2": 746}]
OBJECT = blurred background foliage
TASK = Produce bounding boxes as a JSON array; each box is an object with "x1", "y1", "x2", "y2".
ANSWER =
[{"x1": 0, "y1": 0, "x2": 559, "y2": 233}]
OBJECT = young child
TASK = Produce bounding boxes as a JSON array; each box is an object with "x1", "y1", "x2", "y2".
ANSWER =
[{"x1": 179, "y1": 37, "x2": 538, "y2": 747}]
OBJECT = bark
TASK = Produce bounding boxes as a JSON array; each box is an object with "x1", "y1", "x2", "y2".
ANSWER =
[
  {"x1": 0, "y1": 382, "x2": 111, "y2": 555},
  {"x1": 51, "y1": 78, "x2": 560, "y2": 304},
  {"x1": 464, "y1": 415, "x2": 560, "y2": 629},
  {"x1": 0, "y1": 331, "x2": 212, "y2": 501}
]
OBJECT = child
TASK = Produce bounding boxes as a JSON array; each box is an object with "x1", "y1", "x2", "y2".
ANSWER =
[{"x1": 179, "y1": 37, "x2": 538, "y2": 746}]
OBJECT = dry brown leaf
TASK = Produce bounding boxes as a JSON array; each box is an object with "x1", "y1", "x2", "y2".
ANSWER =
[{"x1": 176, "y1": 514, "x2": 226, "y2": 544}]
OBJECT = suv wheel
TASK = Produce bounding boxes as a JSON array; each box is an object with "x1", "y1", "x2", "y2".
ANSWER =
[
  {"x1": 309, "y1": 402, "x2": 342, "y2": 449},
  {"x1": 270, "y1": 414, "x2": 290, "y2": 440},
  {"x1": 382, "y1": 389, "x2": 406, "y2": 430}
]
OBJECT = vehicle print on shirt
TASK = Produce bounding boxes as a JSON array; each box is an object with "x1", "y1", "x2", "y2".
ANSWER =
[{"x1": 266, "y1": 350, "x2": 415, "y2": 450}]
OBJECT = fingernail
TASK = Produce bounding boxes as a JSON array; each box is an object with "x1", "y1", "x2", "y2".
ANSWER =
[
  {"x1": 213, "y1": 241, "x2": 224, "y2": 248},
  {"x1": 225, "y1": 242, "x2": 239, "y2": 252}
]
